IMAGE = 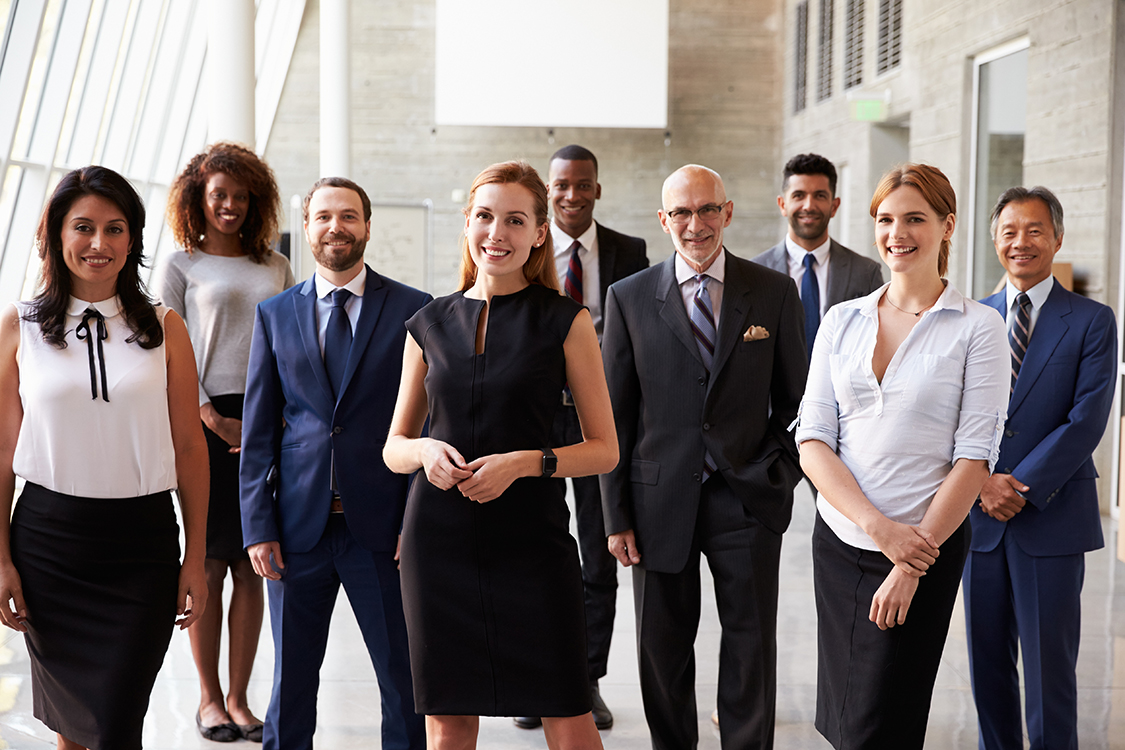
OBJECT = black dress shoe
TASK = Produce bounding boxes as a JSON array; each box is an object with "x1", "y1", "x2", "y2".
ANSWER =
[
  {"x1": 196, "y1": 710, "x2": 240, "y2": 743},
  {"x1": 590, "y1": 683, "x2": 613, "y2": 730},
  {"x1": 513, "y1": 716, "x2": 542, "y2": 729}
]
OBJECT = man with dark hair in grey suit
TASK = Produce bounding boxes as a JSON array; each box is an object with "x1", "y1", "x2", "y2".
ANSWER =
[
  {"x1": 753, "y1": 153, "x2": 884, "y2": 360},
  {"x1": 602, "y1": 165, "x2": 806, "y2": 750},
  {"x1": 513, "y1": 144, "x2": 648, "y2": 732}
]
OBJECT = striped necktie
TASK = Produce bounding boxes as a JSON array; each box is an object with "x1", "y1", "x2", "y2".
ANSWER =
[
  {"x1": 564, "y1": 240, "x2": 583, "y2": 305},
  {"x1": 1009, "y1": 292, "x2": 1032, "y2": 393},
  {"x1": 690, "y1": 275, "x2": 718, "y2": 480}
]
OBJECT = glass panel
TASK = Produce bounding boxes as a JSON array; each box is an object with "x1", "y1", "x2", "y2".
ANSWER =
[
  {"x1": 156, "y1": 1, "x2": 205, "y2": 177},
  {"x1": 67, "y1": 0, "x2": 131, "y2": 166},
  {"x1": 101, "y1": 0, "x2": 163, "y2": 171},
  {"x1": 131, "y1": 0, "x2": 191, "y2": 179},
  {"x1": 794, "y1": 1, "x2": 808, "y2": 113},
  {"x1": 0, "y1": 0, "x2": 13, "y2": 43},
  {"x1": 972, "y1": 48, "x2": 1028, "y2": 298},
  {"x1": 0, "y1": 165, "x2": 23, "y2": 270},
  {"x1": 56, "y1": 0, "x2": 106, "y2": 165},
  {"x1": 27, "y1": 0, "x2": 95, "y2": 164},
  {"x1": 9, "y1": 0, "x2": 63, "y2": 160}
]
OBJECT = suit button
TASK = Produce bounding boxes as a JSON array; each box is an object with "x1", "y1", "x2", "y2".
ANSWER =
[
  {"x1": 698, "y1": 376, "x2": 706, "y2": 386},
  {"x1": 333, "y1": 426, "x2": 343, "y2": 435},
  {"x1": 693, "y1": 473, "x2": 702, "y2": 482},
  {"x1": 703, "y1": 423, "x2": 711, "y2": 431},
  {"x1": 1005, "y1": 429, "x2": 1015, "y2": 437},
  {"x1": 1004, "y1": 468, "x2": 1011, "y2": 473}
]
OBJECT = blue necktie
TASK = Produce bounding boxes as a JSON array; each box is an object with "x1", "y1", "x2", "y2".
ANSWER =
[
  {"x1": 325, "y1": 289, "x2": 353, "y2": 399},
  {"x1": 689, "y1": 275, "x2": 718, "y2": 481},
  {"x1": 801, "y1": 253, "x2": 820, "y2": 361}
]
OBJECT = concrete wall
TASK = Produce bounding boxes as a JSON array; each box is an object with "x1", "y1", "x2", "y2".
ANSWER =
[
  {"x1": 780, "y1": 0, "x2": 1124, "y2": 512},
  {"x1": 265, "y1": 0, "x2": 787, "y2": 296}
]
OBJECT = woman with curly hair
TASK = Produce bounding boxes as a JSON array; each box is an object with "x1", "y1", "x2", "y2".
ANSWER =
[
  {"x1": 156, "y1": 142, "x2": 294, "y2": 743},
  {"x1": 0, "y1": 165, "x2": 209, "y2": 749}
]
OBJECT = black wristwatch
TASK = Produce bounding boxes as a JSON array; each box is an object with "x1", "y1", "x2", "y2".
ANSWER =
[{"x1": 541, "y1": 448, "x2": 557, "y2": 477}]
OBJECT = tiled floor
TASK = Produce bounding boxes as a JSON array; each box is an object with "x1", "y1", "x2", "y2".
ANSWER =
[{"x1": 0, "y1": 483, "x2": 1123, "y2": 748}]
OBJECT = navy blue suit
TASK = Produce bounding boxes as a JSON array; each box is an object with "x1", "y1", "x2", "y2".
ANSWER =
[
  {"x1": 965, "y1": 280, "x2": 1116, "y2": 750},
  {"x1": 241, "y1": 267, "x2": 430, "y2": 750}
]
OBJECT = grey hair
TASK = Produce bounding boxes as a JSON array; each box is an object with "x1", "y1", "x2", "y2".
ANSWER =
[{"x1": 989, "y1": 186, "x2": 1065, "y2": 240}]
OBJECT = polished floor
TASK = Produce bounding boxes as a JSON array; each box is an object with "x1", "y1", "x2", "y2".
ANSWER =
[{"x1": 0, "y1": 483, "x2": 1123, "y2": 748}]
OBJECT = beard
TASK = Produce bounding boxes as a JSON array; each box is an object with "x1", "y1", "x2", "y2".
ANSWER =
[
  {"x1": 311, "y1": 231, "x2": 367, "y2": 272},
  {"x1": 788, "y1": 211, "x2": 831, "y2": 242}
]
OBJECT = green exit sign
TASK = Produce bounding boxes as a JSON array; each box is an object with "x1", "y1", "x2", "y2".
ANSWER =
[{"x1": 850, "y1": 99, "x2": 887, "y2": 122}]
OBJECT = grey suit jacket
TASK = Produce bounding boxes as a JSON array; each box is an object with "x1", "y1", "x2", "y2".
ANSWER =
[
  {"x1": 599, "y1": 251, "x2": 807, "y2": 573},
  {"x1": 752, "y1": 238, "x2": 884, "y2": 310}
]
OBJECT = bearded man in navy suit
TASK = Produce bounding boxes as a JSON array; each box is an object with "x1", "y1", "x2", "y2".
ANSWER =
[
  {"x1": 241, "y1": 177, "x2": 429, "y2": 750},
  {"x1": 965, "y1": 186, "x2": 1117, "y2": 750}
]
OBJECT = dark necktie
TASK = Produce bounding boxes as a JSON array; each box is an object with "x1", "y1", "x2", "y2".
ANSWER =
[
  {"x1": 801, "y1": 253, "x2": 820, "y2": 361},
  {"x1": 689, "y1": 275, "x2": 718, "y2": 480},
  {"x1": 325, "y1": 289, "x2": 353, "y2": 399},
  {"x1": 1009, "y1": 292, "x2": 1032, "y2": 393},
  {"x1": 564, "y1": 240, "x2": 583, "y2": 305}
]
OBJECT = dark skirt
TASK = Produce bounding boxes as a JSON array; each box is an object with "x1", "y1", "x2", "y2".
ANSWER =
[
  {"x1": 202, "y1": 393, "x2": 247, "y2": 560},
  {"x1": 813, "y1": 513, "x2": 970, "y2": 750},
  {"x1": 9, "y1": 482, "x2": 180, "y2": 750}
]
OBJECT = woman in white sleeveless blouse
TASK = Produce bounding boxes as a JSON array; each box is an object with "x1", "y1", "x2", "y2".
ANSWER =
[{"x1": 0, "y1": 166, "x2": 209, "y2": 750}]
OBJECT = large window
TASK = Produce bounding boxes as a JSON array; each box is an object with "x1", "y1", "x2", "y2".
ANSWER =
[
  {"x1": 0, "y1": 0, "x2": 303, "y2": 306},
  {"x1": 816, "y1": 0, "x2": 834, "y2": 101},
  {"x1": 794, "y1": 1, "x2": 809, "y2": 113},
  {"x1": 843, "y1": 0, "x2": 863, "y2": 89},
  {"x1": 968, "y1": 40, "x2": 1028, "y2": 297},
  {"x1": 876, "y1": 0, "x2": 901, "y2": 74}
]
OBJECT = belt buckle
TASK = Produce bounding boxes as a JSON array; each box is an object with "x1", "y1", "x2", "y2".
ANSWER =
[{"x1": 330, "y1": 493, "x2": 344, "y2": 514}]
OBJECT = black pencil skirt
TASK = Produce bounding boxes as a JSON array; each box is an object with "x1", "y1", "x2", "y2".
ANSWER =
[
  {"x1": 201, "y1": 393, "x2": 247, "y2": 560},
  {"x1": 9, "y1": 482, "x2": 180, "y2": 750},
  {"x1": 812, "y1": 513, "x2": 970, "y2": 750}
]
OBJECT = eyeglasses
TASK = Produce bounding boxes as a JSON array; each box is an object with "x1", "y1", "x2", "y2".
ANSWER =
[{"x1": 665, "y1": 201, "x2": 730, "y2": 225}]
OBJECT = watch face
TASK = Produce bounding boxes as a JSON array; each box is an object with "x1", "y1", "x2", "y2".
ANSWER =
[{"x1": 543, "y1": 453, "x2": 558, "y2": 476}]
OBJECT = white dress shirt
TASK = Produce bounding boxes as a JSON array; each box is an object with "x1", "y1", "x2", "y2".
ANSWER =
[
  {"x1": 794, "y1": 282, "x2": 1009, "y2": 550},
  {"x1": 785, "y1": 235, "x2": 831, "y2": 319},
  {"x1": 1004, "y1": 275, "x2": 1053, "y2": 338},
  {"x1": 675, "y1": 248, "x2": 726, "y2": 328},
  {"x1": 552, "y1": 220, "x2": 602, "y2": 333},
  {"x1": 314, "y1": 265, "x2": 366, "y2": 357}
]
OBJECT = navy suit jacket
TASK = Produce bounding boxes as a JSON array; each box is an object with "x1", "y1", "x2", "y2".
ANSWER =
[
  {"x1": 594, "y1": 223, "x2": 648, "y2": 313},
  {"x1": 970, "y1": 280, "x2": 1117, "y2": 556},
  {"x1": 240, "y1": 266, "x2": 432, "y2": 555}
]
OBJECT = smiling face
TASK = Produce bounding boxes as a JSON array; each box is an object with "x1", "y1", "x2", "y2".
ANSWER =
[
  {"x1": 658, "y1": 166, "x2": 733, "y2": 273},
  {"x1": 464, "y1": 182, "x2": 549, "y2": 284},
  {"x1": 993, "y1": 198, "x2": 1062, "y2": 291},
  {"x1": 305, "y1": 186, "x2": 370, "y2": 275},
  {"x1": 778, "y1": 173, "x2": 839, "y2": 249},
  {"x1": 202, "y1": 171, "x2": 250, "y2": 238},
  {"x1": 61, "y1": 194, "x2": 132, "y2": 301},
  {"x1": 874, "y1": 185, "x2": 955, "y2": 279},
  {"x1": 548, "y1": 158, "x2": 600, "y2": 238}
]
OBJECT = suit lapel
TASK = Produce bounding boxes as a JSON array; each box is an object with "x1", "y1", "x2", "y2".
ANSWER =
[
  {"x1": 655, "y1": 255, "x2": 704, "y2": 366},
  {"x1": 1009, "y1": 283, "x2": 1071, "y2": 415},
  {"x1": 825, "y1": 240, "x2": 852, "y2": 308},
  {"x1": 596, "y1": 224, "x2": 616, "y2": 310},
  {"x1": 293, "y1": 277, "x2": 335, "y2": 404},
  {"x1": 710, "y1": 253, "x2": 752, "y2": 379},
  {"x1": 338, "y1": 264, "x2": 386, "y2": 401},
  {"x1": 760, "y1": 243, "x2": 788, "y2": 274}
]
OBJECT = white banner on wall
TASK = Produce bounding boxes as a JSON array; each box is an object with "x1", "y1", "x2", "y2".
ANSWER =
[{"x1": 434, "y1": 0, "x2": 669, "y2": 129}]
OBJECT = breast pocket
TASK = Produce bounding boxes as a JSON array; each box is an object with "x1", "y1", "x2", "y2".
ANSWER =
[{"x1": 829, "y1": 354, "x2": 863, "y2": 414}]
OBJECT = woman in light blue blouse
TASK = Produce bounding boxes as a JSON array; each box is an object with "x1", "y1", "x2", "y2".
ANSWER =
[{"x1": 796, "y1": 164, "x2": 1008, "y2": 750}]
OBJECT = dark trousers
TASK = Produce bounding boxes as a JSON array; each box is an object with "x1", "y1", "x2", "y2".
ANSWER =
[
  {"x1": 813, "y1": 514, "x2": 969, "y2": 750},
  {"x1": 264, "y1": 515, "x2": 424, "y2": 750},
  {"x1": 633, "y1": 474, "x2": 782, "y2": 750},
  {"x1": 552, "y1": 401, "x2": 618, "y2": 682},
  {"x1": 963, "y1": 531, "x2": 1084, "y2": 750}
]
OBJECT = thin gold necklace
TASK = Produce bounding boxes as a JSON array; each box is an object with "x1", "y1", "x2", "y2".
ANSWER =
[{"x1": 885, "y1": 294, "x2": 933, "y2": 317}]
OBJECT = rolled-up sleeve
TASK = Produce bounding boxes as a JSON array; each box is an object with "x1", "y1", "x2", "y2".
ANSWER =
[
  {"x1": 794, "y1": 306, "x2": 841, "y2": 452},
  {"x1": 951, "y1": 310, "x2": 1009, "y2": 471}
]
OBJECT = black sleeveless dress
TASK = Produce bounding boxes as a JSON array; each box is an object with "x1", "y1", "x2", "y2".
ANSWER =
[{"x1": 400, "y1": 284, "x2": 591, "y2": 717}]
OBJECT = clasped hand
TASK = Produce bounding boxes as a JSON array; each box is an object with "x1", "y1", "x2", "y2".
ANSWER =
[
  {"x1": 420, "y1": 439, "x2": 522, "y2": 503},
  {"x1": 869, "y1": 518, "x2": 939, "y2": 577},
  {"x1": 979, "y1": 473, "x2": 1028, "y2": 521}
]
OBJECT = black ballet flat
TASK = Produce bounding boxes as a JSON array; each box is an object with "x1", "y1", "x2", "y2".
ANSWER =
[
  {"x1": 237, "y1": 722, "x2": 264, "y2": 742},
  {"x1": 196, "y1": 710, "x2": 240, "y2": 743}
]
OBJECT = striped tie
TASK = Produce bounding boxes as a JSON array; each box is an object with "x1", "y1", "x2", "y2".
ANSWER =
[
  {"x1": 690, "y1": 275, "x2": 718, "y2": 480},
  {"x1": 564, "y1": 240, "x2": 583, "y2": 305},
  {"x1": 1009, "y1": 292, "x2": 1031, "y2": 393}
]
